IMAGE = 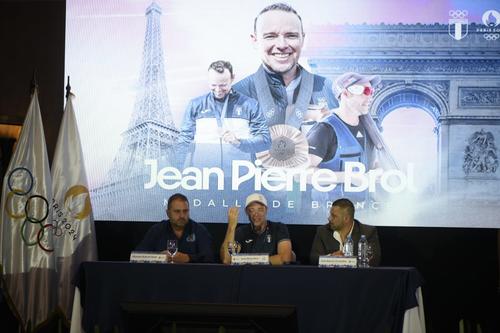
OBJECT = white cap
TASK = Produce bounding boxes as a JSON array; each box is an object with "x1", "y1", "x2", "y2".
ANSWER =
[{"x1": 245, "y1": 193, "x2": 268, "y2": 208}]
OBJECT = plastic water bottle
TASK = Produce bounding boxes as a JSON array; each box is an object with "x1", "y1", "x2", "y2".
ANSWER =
[
  {"x1": 343, "y1": 235, "x2": 354, "y2": 257},
  {"x1": 358, "y1": 235, "x2": 369, "y2": 268}
]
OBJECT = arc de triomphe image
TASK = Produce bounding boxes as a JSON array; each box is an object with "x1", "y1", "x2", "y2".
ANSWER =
[{"x1": 307, "y1": 23, "x2": 499, "y2": 226}]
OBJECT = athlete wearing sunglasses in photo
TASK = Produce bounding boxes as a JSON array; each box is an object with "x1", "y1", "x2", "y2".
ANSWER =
[{"x1": 305, "y1": 72, "x2": 383, "y2": 205}]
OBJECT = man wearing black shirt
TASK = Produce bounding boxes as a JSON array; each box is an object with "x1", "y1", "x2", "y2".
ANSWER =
[
  {"x1": 220, "y1": 193, "x2": 293, "y2": 265},
  {"x1": 135, "y1": 193, "x2": 214, "y2": 263}
]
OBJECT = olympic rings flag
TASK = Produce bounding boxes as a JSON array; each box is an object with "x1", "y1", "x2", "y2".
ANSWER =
[
  {"x1": 0, "y1": 88, "x2": 56, "y2": 332},
  {"x1": 51, "y1": 93, "x2": 97, "y2": 323}
]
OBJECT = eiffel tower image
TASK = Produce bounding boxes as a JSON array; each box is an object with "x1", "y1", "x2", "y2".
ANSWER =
[{"x1": 92, "y1": 2, "x2": 178, "y2": 220}]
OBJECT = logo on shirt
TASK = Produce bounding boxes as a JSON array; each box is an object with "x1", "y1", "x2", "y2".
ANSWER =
[
  {"x1": 186, "y1": 233, "x2": 196, "y2": 242},
  {"x1": 265, "y1": 108, "x2": 275, "y2": 119},
  {"x1": 245, "y1": 239, "x2": 253, "y2": 244},
  {"x1": 266, "y1": 234, "x2": 272, "y2": 243},
  {"x1": 235, "y1": 106, "x2": 243, "y2": 116},
  {"x1": 201, "y1": 109, "x2": 211, "y2": 114},
  {"x1": 295, "y1": 109, "x2": 303, "y2": 120},
  {"x1": 356, "y1": 131, "x2": 364, "y2": 138}
]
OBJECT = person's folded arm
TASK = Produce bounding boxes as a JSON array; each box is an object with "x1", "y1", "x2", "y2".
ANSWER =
[
  {"x1": 170, "y1": 252, "x2": 190, "y2": 263},
  {"x1": 269, "y1": 239, "x2": 293, "y2": 265}
]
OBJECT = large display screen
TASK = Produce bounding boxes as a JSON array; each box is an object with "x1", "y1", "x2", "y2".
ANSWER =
[{"x1": 65, "y1": 0, "x2": 500, "y2": 227}]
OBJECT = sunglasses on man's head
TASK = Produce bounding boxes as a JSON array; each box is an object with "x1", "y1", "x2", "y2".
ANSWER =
[{"x1": 346, "y1": 84, "x2": 374, "y2": 96}]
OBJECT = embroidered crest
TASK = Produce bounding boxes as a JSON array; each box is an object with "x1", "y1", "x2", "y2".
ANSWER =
[{"x1": 266, "y1": 234, "x2": 272, "y2": 243}]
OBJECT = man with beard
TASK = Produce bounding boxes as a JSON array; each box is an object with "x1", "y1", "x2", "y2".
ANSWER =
[
  {"x1": 135, "y1": 193, "x2": 214, "y2": 263},
  {"x1": 310, "y1": 198, "x2": 381, "y2": 266}
]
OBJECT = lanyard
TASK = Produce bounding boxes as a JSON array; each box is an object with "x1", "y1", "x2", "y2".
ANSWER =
[
  {"x1": 212, "y1": 93, "x2": 229, "y2": 130},
  {"x1": 253, "y1": 65, "x2": 314, "y2": 128}
]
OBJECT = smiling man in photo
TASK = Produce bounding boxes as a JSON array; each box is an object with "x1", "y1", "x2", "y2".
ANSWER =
[{"x1": 233, "y1": 3, "x2": 337, "y2": 131}]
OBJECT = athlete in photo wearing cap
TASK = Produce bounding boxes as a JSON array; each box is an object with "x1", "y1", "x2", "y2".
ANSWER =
[
  {"x1": 220, "y1": 193, "x2": 294, "y2": 265},
  {"x1": 306, "y1": 72, "x2": 394, "y2": 204}
]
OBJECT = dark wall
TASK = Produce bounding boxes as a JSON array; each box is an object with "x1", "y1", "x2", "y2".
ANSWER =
[
  {"x1": 0, "y1": 0, "x2": 66, "y2": 160},
  {"x1": 0, "y1": 1, "x2": 65, "y2": 331},
  {"x1": 0, "y1": 1, "x2": 499, "y2": 333}
]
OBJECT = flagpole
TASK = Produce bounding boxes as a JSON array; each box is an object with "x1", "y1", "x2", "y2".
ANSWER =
[
  {"x1": 65, "y1": 76, "x2": 71, "y2": 99},
  {"x1": 57, "y1": 74, "x2": 68, "y2": 333},
  {"x1": 30, "y1": 69, "x2": 38, "y2": 96}
]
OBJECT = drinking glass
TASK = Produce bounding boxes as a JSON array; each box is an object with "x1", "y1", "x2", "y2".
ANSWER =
[
  {"x1": 166, "y1": 239, "x2": 178, "y2": 263},
  {"x1": 228, "y1": 241, "x2": 240, "y2": 255}
]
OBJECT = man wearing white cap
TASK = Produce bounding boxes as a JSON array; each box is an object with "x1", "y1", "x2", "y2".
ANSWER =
[
  {"x1": 220, "y1": 193, "x2": 293, "y2": 265},
  {"x1": 306, "y1": 72, "x2": 384, "y2": 203}
]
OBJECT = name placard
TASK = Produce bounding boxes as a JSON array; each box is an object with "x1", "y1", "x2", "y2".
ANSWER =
[
  {"x1": 231, "y1": 253, "x2": 269, "y2": 265},
  {"x1": 130, "y1": 251, "x2": 167, "y2": 263},
  {"x1": 318, "y1": 255, "x2": 357, "y2": 268}
]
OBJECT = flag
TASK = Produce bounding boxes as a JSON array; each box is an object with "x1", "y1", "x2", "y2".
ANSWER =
[
  {"x1": 0, "y1": 89, "x2": 56, "y2": 332},
  {"x1": 51, "y1": 94, "x2": 97, "y2": 323}
]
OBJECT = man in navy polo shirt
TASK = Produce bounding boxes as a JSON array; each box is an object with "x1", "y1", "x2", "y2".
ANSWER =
[
  {"x1": 220, "y1": 193, "x2": 293, "y2": 265},
  {"x1": 135, "y1": 193, "x2": 214, "y2": 263}
]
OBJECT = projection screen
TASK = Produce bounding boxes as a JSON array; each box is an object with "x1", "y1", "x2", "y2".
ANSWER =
[{"x1": 65, "y1": 0, "x2": 500, "y2": 227}]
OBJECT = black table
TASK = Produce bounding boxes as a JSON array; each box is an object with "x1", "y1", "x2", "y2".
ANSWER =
[{"x1": 75, "y1": 262, "x2": 423, "y2": 333}]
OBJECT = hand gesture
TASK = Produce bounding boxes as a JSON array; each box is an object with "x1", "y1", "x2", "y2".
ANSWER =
[
  {"x1": 221, "y1": 130, "x2": 241, "y2": 146},
  {"x1": 228, "y1": 207, "x2": 239, "y2": 229},
  {"x1": 331, "y1": 250, "x2": 344, "y2": 257}
]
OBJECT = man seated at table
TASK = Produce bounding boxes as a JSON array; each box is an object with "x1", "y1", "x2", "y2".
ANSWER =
[
  {"x1": 310, "y1": 198, "x2": 381, "y2": 266},
  {"x1": 220, "y1": 193, "x2": 293, "y2": 265},
  {"x1": 135, "y1": 193, "x2": 214, "y2": 263}
]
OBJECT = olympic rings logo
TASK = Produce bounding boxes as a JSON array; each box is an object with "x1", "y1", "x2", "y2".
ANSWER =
[
  {"x1": 484, "y1": 33, "x2": 500, "y2": 41},
  {"x1": 449, "y1": 10, "x2": 468, "y2": 19},
  {"x1": 5, "y1": 167, "x2": 53, "y2": 252}
]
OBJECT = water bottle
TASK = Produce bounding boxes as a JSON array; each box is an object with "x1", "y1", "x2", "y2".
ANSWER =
[
  {"x1": 343, "y1": 235, "x2": 354, "y2": 257},
  {"x1": 358, "y1": 235, "x2": 369, "y2": 268}
]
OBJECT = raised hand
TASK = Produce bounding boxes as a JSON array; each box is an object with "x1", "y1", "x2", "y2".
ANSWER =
[{"x1": 228, "y1": 207, "x2": 239, "y2": 229}]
